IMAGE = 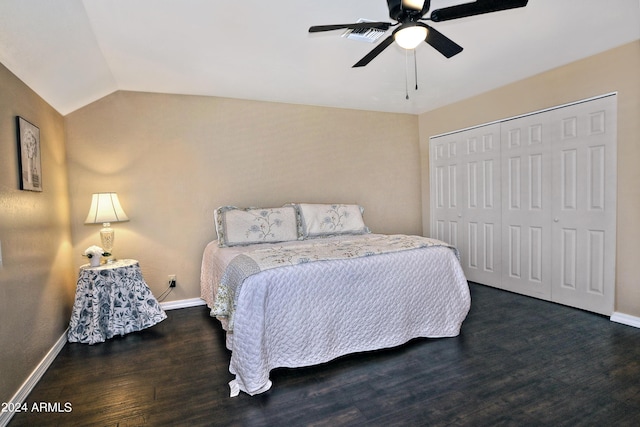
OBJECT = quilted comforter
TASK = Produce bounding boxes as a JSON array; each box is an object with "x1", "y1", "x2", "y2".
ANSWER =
[{"x1": 200, "y1": 234, "x2": 470, "y2": 396}]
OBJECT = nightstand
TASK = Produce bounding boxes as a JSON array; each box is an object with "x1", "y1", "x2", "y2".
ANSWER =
[{"x1": 67, "y1": 259, "x2": 167, "y2": 345}]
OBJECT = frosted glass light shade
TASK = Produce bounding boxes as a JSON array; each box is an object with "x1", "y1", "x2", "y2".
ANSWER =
[{"x1": 394, "y1": 25, "x2": 428, "y2": 49}]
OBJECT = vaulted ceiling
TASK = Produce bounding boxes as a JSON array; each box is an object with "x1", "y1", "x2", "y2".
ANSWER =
[{"x1": 0, "y1": 0, "x2": 638, "y2": 116}]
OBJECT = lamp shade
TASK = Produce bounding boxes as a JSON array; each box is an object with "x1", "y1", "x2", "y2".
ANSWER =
[{"x1": 84, "y1": 193, "x2": 129, "y2": 224}]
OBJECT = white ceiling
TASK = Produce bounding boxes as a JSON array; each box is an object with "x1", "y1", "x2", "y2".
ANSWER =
[{"x1": 0, "y1": 0, "x2": 638, "y2": 116}]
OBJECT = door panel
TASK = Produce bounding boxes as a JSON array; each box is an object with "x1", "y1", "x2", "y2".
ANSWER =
[
  {"x1": 500, "y1": 114, "x2": 553, "y2": 299},
  {"x1": 430, "y1": 123, "x2": 502, "y2": 287},
  {"x1": 456, "y1": 124, "x2": 502, "y2": 286},
  {"x1": 550, "y1": 96, "x2": 616, "y2": 315},
  {"x1": 430, "y1": 135, "x2": 460, "y2": 248}
]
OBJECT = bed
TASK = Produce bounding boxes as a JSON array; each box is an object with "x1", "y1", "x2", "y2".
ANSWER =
[{"x1": 200, "y1": 204, "x2": 470, "y2": 397}]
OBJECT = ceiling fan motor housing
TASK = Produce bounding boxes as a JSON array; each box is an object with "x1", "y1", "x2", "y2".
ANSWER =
[{"x1": 387, "y1": 0, "x2": 429, "y2": 22}]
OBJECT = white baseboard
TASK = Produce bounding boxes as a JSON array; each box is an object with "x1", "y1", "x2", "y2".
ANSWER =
[
  {"x1": 610, "y1": 312, "x2": 640, "y2": 329},
  {"x1": 160, "y1": 297, "x2": 206, "y2": 311},
  {"x1": 0, "y1": 329, "x2": 68, "y2": 427}
]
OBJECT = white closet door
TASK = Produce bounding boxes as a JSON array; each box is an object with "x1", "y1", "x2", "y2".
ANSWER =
[
  {"x1": 431, "y1": 124, "x2": 502, "y2": 287},
  {"x1": 458, "y1": 124, "x2": 502, "y2": 287},
  {"x1": 550, "y1": 96, "x2": 616, "y2": 315},
  {"x1": 428, "y1": 94, "x2": 616, "y2": 315},
  {"x1": 500, "y1": 114, "x2": 553, "y2": 299},
  {"x1": 430, "y1": 135, "x2": 462, "y2": 248}
]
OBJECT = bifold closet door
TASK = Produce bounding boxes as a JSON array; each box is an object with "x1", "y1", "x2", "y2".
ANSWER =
[
  {"x1": 550, "y1": 95, "x2": 616, "y2": 315},
  {"x1": 500, "y1": 114, "x2": 553, "y2": 300},
  {"x1": 430, "y1": 124, "x2": 502, "y2": 287},
  {"x1": 429, "y1": 94, "x2": 616, "y2": 315},
  {"x1": 459, "y1": 124, "x2": 502, "y2": 287},
  {"x1": 430, "y1": 134, "x2": 462, "y2": 249}
]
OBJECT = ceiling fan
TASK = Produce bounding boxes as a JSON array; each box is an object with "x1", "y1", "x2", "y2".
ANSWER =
[{"x1": 309, "y1": 0, "x2": 529, "y2": 67}]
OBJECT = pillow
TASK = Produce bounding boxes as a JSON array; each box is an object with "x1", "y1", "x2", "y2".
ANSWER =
[
  {"x1": 215, "y1": 206, "x2": 301, "y2": 247},
  {"x1": 296, "y1": 203, "x2": 370, "y2": 238}
]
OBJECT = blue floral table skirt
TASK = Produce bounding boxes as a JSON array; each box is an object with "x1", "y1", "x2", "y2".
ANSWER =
[{"x1": 68, "y1": 259, "x2": 167, "y2": 345}]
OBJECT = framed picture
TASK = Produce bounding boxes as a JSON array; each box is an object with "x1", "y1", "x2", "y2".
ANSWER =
[{"x1": 16, "y1": 116, "x2": 42, "y2": 192}]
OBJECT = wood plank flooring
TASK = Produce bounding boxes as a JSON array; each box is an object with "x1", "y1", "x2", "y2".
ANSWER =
[{"x1": 8, "y1": 283, "x2": 640, "y2": 426}]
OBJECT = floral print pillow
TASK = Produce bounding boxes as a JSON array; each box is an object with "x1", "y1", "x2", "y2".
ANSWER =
[
  {"x1": 215, "y1": 206, "x2": 301, "y2": 247},
  {"x1": 297, "y1": 203, "x2": 370, "y2": 238}
]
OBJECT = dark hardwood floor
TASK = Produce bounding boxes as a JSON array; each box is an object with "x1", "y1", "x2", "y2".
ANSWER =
[{"x1": 9, "y1": 283, "x2": 640, "y2": 426}]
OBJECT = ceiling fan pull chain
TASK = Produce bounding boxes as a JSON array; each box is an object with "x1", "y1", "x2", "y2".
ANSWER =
[
  {"x1": 414, "y1": 49, "x2": 419, "y2": 91},
  {"x1": 405, "y1": 49, "x2": 410, "y2": 100}
]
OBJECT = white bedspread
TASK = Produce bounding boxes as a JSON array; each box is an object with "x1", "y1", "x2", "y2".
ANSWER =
[{"x1": 200, "y1": 234, "x2": 470, "y2": 396}]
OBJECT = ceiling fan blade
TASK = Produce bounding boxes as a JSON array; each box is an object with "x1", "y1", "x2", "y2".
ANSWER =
[
  {"x1": 309, "y1": 22, "x2": 391, "y2": 33},
  {"x1": 430, "y1": 0, "x2": 528, "y2": 22},
  {"x1": 424, "y1": 24, "x2": 463, "y2": 58},
  {"x1": 420, "y1": 0, "x2": 432, "y2": 16},
  {"x1": 353, "y1": 35, "x2": 396, "y2": 68}
]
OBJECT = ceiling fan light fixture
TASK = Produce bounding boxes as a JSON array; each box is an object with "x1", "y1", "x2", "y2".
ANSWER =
[{"x1": 394, "y1": 24, "x2": 427, "y2": 49}]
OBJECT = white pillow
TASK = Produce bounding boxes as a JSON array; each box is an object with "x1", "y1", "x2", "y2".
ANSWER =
[
  {"x1": 297, "y1": 203, "x2": 370, "y2": 238},
  {"x1": 215, "y1": 206, "x2": 301, "y2": 247}
]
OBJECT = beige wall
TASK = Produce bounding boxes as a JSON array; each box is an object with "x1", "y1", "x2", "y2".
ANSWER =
[
  {"x1": 65, "y1": 92, "x2": 422, "y2": 301},
  {"x1": 0, "y1": 63, "x2": 75, "y2": 403},
  {"x1": 418, "y1": 40, "x2": 640, "y2": 317}
]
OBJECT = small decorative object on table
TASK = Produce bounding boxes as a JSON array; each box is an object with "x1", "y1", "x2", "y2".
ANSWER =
[{"x1": 83, "y1": 245, "x2": 110, "y2": 267}]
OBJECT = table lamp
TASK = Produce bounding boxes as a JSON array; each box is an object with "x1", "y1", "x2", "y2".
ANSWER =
[{"x1": 85, "y1": 192, "x2": 129, "y2": 262}]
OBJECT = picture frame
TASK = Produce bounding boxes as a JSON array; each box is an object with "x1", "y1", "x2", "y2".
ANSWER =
[{"x1": 16, "y1": 116, "x2": 42, "y2": 192}]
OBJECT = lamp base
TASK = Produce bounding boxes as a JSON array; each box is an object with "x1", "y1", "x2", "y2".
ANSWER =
[{"x1": 100, "y1": 223, "x2": 116, "y2": 263}]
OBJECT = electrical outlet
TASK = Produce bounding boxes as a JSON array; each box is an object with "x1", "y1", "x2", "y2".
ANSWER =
[{"x1": 168, "y1": 274, "x2": 176, "y2": 287}]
